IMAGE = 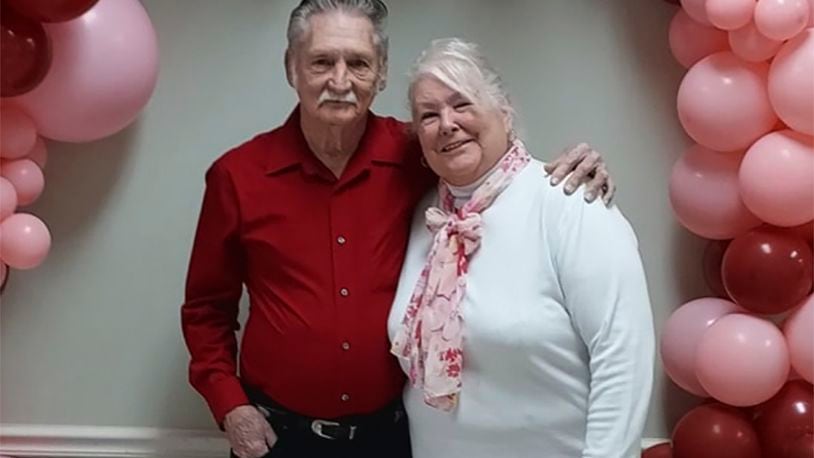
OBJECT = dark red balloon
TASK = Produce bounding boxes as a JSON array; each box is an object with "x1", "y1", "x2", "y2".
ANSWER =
[
  {"x1": 753, "y1": 380, "x2": 814, "y2": 458},
  {"x1": 0, "y1": 266, "x2": 8, "y2": 294},
  {"x1": 787, "y1": 434, "x2": 814, "y2": 458},
  {"x1": 4, "y1": 0, "x2": 99, "y2": 23},
  {"x1": 722, "y1": 227, "x2": 814, "y2": 315},
  {"x1": 642, "y1": 442, "x2": 673, "y2": 458},
  {"x1": 703, "y1": 239, "x2": 731, "y2": 298},
  {"x1": 0, "y1": 4, "x2": 52, "y2": 97},
  {"x1": 672, "y1": 403, "x2": 761, "y2": 458}
]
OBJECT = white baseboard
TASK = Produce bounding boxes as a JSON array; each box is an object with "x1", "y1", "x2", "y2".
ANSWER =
[
  {"x1": 0, "y1": 423, "x2": 670, "y2": 457},
  {"x1": 0, "y1": 424, "x2": 228, "y2": 458}
]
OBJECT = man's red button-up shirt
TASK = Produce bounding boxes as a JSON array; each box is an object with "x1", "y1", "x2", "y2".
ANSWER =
[{"x1": 181, "y1": 108, "x2": 435, "y2": 424}]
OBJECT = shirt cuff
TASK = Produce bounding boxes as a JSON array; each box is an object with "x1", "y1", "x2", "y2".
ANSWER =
[{"x1": 204, "y1": 377, "x2": 250, "y2": 428}]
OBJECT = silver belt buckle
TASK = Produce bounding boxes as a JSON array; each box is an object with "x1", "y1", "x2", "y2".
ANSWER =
[{"x1": 310, "y1": 419, "x2": 356, "y2": 440}]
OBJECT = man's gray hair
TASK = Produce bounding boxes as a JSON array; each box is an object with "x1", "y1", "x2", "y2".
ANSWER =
[
  {"x1": 408, "y1": 38, "x2": 516, "y2": 129},
  {"x1": 287, "y1": 0, "x2": 390, "y2": 63}
]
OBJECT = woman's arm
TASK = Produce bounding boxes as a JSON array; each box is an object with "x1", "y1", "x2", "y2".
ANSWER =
[{"x1": 552, "y1": 188, "x2": 655, "y2": 458}]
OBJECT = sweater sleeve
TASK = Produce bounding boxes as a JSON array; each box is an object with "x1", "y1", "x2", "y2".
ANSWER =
[
  {"x1": 181, "y1": 161, "x2": 249, "y2": 427},
  {"x1": 551, "y1": 188, "x2": 655, "y2": 458}
]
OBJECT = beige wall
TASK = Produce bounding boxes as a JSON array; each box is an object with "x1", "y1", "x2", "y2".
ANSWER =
[{"x1": 1, "y1": 0, "x2": 707, "y2": 438}]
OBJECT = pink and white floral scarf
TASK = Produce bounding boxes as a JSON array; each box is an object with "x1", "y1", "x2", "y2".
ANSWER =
[{"x1": 390, "y1": 139, "x2": 531, "y2": 411}]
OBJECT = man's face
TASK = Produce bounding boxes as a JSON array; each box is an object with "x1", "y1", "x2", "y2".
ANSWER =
[{"x1": 288, "y1": 11, "x2": 383, "y2": 127}]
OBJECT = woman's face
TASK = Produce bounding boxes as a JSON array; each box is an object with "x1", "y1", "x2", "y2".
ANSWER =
[{"x1": 412, "y1": 76, "x2": 510, "y2": 186}]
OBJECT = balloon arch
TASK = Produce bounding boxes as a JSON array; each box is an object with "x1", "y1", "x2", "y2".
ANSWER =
[
  {"x1": 0, "y1": 0, "x2": 159, "y2": 291},
  {"x1": 646, "y1": 0, "x2": 813, "y2": 457}
]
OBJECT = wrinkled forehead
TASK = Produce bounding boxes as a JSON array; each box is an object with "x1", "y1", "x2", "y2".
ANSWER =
[
  {"x1": 411, "y1": 74, "x2": 479, "y2": 108},
  {"x1": 298, "y1": 11, "x2": 379, "y2": 58}
]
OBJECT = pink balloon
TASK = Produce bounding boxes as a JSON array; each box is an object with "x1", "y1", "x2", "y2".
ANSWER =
[
  {"x1": 0, "y1": 158, "x2": 44, "y2": 206},
  {"x1": 696, "y1": 313, "x2": 790, "y2": 406},
  {"x1": 10, "y1": 0, "x2": 158, "y2": 143},
  {"x1": 0, "y1": 104, "x2": 37, "y2": 159},
  {"x1": 25, "y1": 137, "x2": 47, "y2": 169},
  {"x1": 677, "y1": 52, "x2": 777, "y2": 152},
  {"x1": 683, "y1": 0, "x2": 714, "y2": 24},
  {"x1": 0, "y1": 212, "x2": 51, "y2": 269},
  {"x1": 809, "y1": 0, "x2": 814, "y2": 24},
  {"x1": 769, "y1": 29, "x2": 814, "y2": 135},
  {"x1": 755, "y1": 0, "x2": 810, "y2": 40},
  {"x1": 669, "y1": 145, "x2": 762, "y2": 239},
  {"x1": 0, "y1": 177, "x2": 17, "y2": 221},
  {"x1": 661, "y1": 298, "x2": 745, "y2": 397},
  {"x1": 707, "y1": 0, "x2": 757, "y2": 30},
  {"x1": 729, "y1": 21, "x2": 784, "y2": 62},
  {"x1": 784, "y1": 295, "x2": 814, "y2": 383},
  {"x1": 739, "y1": 130, "x2": 814, "y2": 227},
  {"x1": 670, "y1": 10, "x2": 731, "y2": 68}
]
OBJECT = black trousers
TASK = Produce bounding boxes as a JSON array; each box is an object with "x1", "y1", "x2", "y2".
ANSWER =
[
  {"x1": 229, "y1": 389, "x2": 411, "y2": 458},
  {"x1": 229, "y1": 419, "x2": 411, "y2": 458}
]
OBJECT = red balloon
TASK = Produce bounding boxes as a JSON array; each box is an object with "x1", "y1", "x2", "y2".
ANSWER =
[
  {"x1": 788, "y1": 434, "x2": 814, "y2": 458},
  {"x1": 722, "y1": 227, "x2": 814, "y2": 314},
  {"x1": 0, "y1": 4, "x2": 52, "y2": 97},
  {"x1": 642, "y1": 442, "x2": 673, "y2": 458},
  {"x1": 753, "y1": 380, "x2": 814, "y2": 458},
  {"x1": 703, "y1": 239, "x2": 731, "y2": 298},
  {"x1": 672, "y1": 403, "x2": 761, "y2": 458},
  {"x1": 0, "y1": 264, "x2": 8, "y2": 294},
  {"x1": 4, "y1": 0, "x2": 99, "y2": 23}
]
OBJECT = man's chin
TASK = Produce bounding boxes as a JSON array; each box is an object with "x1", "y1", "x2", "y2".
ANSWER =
[{"x1": 318, "y1": 108, "x2": 364, "y2": 126}]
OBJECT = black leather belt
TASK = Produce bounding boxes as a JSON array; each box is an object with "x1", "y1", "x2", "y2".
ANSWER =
[{"x1": 243, "y1": 385, "x2": 406, "y2": 441}]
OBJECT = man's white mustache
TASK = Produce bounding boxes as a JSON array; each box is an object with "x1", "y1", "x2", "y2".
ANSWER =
[{"x1": 318, "y1": 90, "x2": 357, "y2": 105}]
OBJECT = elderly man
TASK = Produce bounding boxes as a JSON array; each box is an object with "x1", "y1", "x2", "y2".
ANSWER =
[{"x1": 181, "y1": 1, "x2": 614, "y2": 457}]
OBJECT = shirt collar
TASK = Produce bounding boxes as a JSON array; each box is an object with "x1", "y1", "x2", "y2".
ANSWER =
[{"x1": 262, "y1": 106, "x2": 407, "y2": 176}]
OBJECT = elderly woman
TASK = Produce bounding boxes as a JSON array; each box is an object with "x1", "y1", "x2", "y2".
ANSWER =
[{"x1": 388, "y1": 38, "x2": 655, "y2": 458}]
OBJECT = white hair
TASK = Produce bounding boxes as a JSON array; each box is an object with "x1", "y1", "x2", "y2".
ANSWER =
[
  {"x1": 408, "y1": 38, "x2": 516, "y2": 129},
  {"x1": 287, "y1": 0, "x2": 389, "y2": 90}
]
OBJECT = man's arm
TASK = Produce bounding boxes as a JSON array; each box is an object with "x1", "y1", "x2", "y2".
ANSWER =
[
  {"x1": 544, "y1": 143, "x2": 616, "y2": 206},
  {"x1": 181, "y1": 161, "x2": 249, "y2": 425}
]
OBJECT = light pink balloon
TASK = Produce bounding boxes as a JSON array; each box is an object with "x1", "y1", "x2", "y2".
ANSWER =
[
  {"x1": 25, "y1": 137, "x2": 47, "y2": 169},
  {"x1": 707, "y1": 0, "x2": 757, "y2": 30},
  {"x1": 0, "y1": 105, "x2": 37, "y2": 160},
  {"x1": 0, "y1": 213, "x2": 51, "y2": 269},
  {"x1": 0, "y1": 177, "x2": 18, "y2": 221},
  {"x1": 696, "y1": 313, "x2": 790, "y2": 406},
  {"x1": 0, "y1": 159, "x2": 44, "y2": 207},
  {"x1": 677, "y1": 52, "x2": 777, "y2": 152},
  {"x1": 755, "y1": 0, "x2": 810, "y2": 40},
  {"x1": 670, "y1": 145, "x2": 762, "y2": 239},
  {"x1": 11, "y1": 0, "x2": 159, "y2": 143},
  {"x1": 769, "y1": 29, "x2": 814, "y2": 135},
  {"x1": 683, "y1": 0, "x2": 713, "y2": 24},
  {"x1": 729, "y1": 21, "x2": 784, "y2": 62},
  {"x1": 661, "y1": 298, "x2": 745, "y2": 397},
  {"x1": 784, "y1": 295, "x2": 813, "y2": 383},
  {"x1": 670, "y1": 10, "x2": 731, "y2": 68},
  {"x1": 739, "y1": 130, "x2": 814, "y2": 227}
]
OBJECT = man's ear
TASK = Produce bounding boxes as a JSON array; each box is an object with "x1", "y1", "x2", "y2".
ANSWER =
[
  {"x1": 284, "y1": 49, "x2": 296, "y2": 88},
  {"x1": 377, "y1": 57, "x2": 388, "y2": 92}
]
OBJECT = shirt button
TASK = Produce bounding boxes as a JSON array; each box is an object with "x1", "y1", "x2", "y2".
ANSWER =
[
  {"x1": 337, "y1": 235, "x2": 346, "y2": 245},
  {"x1": 339, "y1": 288, "x2": 349, "y2": 297},
  {"x1": 341, "y1": 341, "x2": 351, "y2": 351},
  {"x1": 340, "y1": 393, "x2": 350, "y2": 402}
]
